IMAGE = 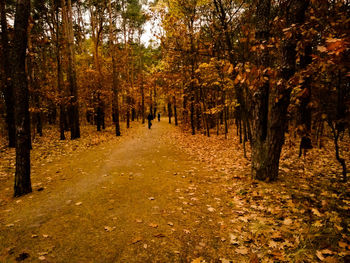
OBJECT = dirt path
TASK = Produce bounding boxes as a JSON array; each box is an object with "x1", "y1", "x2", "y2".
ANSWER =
[
  {"x1": 2, "y1": 121, "x2": 349, "y2": 263},
  {"x1": 0, "y1": 121, "x2": 226, "y2": 263}
]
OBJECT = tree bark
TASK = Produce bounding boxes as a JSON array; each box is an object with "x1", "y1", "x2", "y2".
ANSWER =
[
  {"x1": 0, "y1": 0, "x2": 16, "y2": 148},
  {"x1": 168, "y1": 102, "x2": 172, "y2": 124},
  {"x1": 13, "y1": 0, "x2": 32, "y2": 197},
  {"x1": 61, "y1": 0, "x2": 80, "y2": 139},
  {"x1": 251, "y1": 0, "x2": 309, "y2": 181},
  {"x1": 174, "y1": 95, "x2": 178, "y2": 126},
  {"x1": 108, "y1": 0, "x2": 121, "y2": 136}
]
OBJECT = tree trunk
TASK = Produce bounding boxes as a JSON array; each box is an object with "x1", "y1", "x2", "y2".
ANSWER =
[
  {"x1": 108, "y1": 0, "x2": 121, "y2": 136},
  {"x1": 27, "y1": 20, "x2": 43, "y2": 137},
  {"x1": 96, "y1": 93, "x2": 102, "y2": 132},
  {"x1": 174, "y1": 96, "x2": 178, "y2": 126},
  {"x1": 141, "y1": 85, "x2": 145, "y2": 124},
  {"x1": 190, "y1": 97, "x2": 195, "y2": 135},
  {"x1": 126, "y1": 101, "x2": 130, "y2": 128},
  {"x1": 13, "y1": 0, "x2": 32, "y2": 197},
  {"x1": 62, "y1": 0, "x2": 80, "y2": 139},
  {"x1": 153, "y1": 86, "x2": 157, "y2": 118},
  {"x1": 251, "y1": 0, "x2": 309, "y2": 181},
  {"x1": 298, "y1": 44, "x2": 312, "y2": 154},
  {"x1": 60, "y1": 105, "x2": 66, "y2": 140},
  {"x1": 0, "y1": 0, "x2": 16, "y2": 148},
  {"x1": 168, "y1": 102, "x2": 172, "y2": 124}
]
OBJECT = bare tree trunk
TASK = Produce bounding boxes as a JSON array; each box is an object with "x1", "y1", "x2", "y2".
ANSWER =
[
  {"x1": 108, "y1": 0, "x2": 121, "y2": 136},
  {"x1": 139, "y1": 55, "x2": 145, "y2": 124},
  {"x1": 61, "y1": 0, "x2": 80, "y2": 139},
  {"x1": 298, "y1": 45, "x2": 312, "y2": 155},
  {"x1": 141, "y1": 84, "x2": 145, "y2": 124},
  {"x1": 174, "y1": 95, "x2": 178, "y2": 126},
  {"x1": 0, "y1": 0, "x2": 16, "y2": 147},
  {"x1": 190, "y1": 97, "x2": 195, "y2": 135},
  {"x1": 13, "y1": 0, "x2": 32, "y2": 197},
  {"x1": 51, "y1": 0, "x2": 66, "y2": 140},
  {"x1": 168, "y1": 102, "x2": 172, "y2": 124}
]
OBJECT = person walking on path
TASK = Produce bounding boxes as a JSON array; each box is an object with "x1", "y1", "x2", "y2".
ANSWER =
[
  {"x1": 147, "y1": 113, "x2": 153, "y2": 129},
  {"x1": 158, "y1": 113, "x2": 161, "y2": 122}
]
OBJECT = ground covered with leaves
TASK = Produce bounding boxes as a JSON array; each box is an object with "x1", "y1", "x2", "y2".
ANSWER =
[
  {"x1": 168, "y1": 126, "x2": 350, "y2": 262},
  {"x1": 0, "y1": 121, "x2": 349, "y2": 262}
]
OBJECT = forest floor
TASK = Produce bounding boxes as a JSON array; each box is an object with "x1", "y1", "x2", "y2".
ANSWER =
[{"x1": 0, "y1": 120, "x2": 349, "y2": 263}]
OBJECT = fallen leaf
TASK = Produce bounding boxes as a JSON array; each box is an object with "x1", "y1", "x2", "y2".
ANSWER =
[
  {"x1": 235, "y1": 246, "x2": 248, "y2": 255},
  {"x1": 311, "y1": 208, "x2": 321, "y2": 217},
  {"x1": 154, "y1": 233, "x2": 166, "y2": 238},
  {"x1": 320, "y1": 249, "x2": 334, "y2": 255},
  {"x1": 316, "y1": 250, "x2": 325, "y2": 261},
  {"x1": 183, "y1": 229, "x2": 190, "y2": 234},
  {"x1": 283, "y1": 218, "x2": 293, "y2": 225},
  {"x1": 317, "y1": 46, "x2": 327, "y2": 52},
  {"x1": 191, "y1": 257, "x2": 205, "y2": 263},
  {"x1": 131, "y1": 237, "x2": 142, "y2": 244},
  {"x1": 148, "y1": 197, "x2": 155, "y2": 200},
  {"x1": 229, "y1": 233, "x2": 239, "y2": 245},
  {"x1": 338, "y1": 241, "x2": 348, "y2": 249},
  {"x1": 75, "y1": 202, "x2": 82, "y2": 206},
  {"x1": 167, "y1": 222, "x2": 174, "y2": 226},
  {"x1": 38, "y1": 256, "x2": 46, "y2": 261},
  {"x1": 208, "y1": 207, "x2": 215, "y2": 212},
  {"x1": 149, "y1": 223, "x2": 158, "y2": 228},
  {"x1": 104, "y1": 226, "x2": 114, "y2": 232},
  {"x1": 136, "y1": 219, "x2": 143, "y2": 223},
  {"x1": 313, "y1": 220, "x2": 323, "y2": 227},
  {"x1": 268, "y1": 240, "x2": 279, "y2": 249}
]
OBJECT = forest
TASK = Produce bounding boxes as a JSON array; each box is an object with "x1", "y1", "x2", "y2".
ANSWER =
[{"x1": 0, "y1": 0, "x2": 349, "y2": 262}]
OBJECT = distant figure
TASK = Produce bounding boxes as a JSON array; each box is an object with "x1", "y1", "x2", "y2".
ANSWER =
[
  {"x1": 158, "y1": 113, "x2": 161, "y2": 122},
  {"x1": 147, "y1": 113, "x2": 153, "y2": 129}
]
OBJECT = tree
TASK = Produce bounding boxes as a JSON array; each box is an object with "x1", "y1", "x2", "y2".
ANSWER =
[
  {"x1": 0, "y1": 0, "x2": 16, "y2": 148},
  {"x1": 61, "y1": 0, "x2": 80, "y2": 139},
  {"x1": 12, "y1": 0, "x2": 32, "y2": 197},
  {"x1": 108, "y1": 0, "x2": 121, "y2": 136},
  {"x1": 249, "y1": 0, "x2": 309, "y2": 181}
]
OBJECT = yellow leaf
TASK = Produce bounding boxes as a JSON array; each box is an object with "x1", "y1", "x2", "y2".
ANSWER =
[
  {"x1": 191, "y1": 257, "x2": 205, "y2": 263},
  {"x1": 316, "y1": 250, "x2": 325, "y2": 261},
  {"x1": 321, "y1": 249, "x2": 333, "y2": 255},
  {"x1": 235, "y1": 246, "x2": 248, "y2": 255},
  {"x1": 313, "y1": 220, "x2": 323, "y2": 227},
  {"x1": 312, "y1": 208, "x2": 322, "y2": 217},
  {"x1": 149, "y1": 223, "x2": 158, "y2": 228},
  {"x1": 317, "y1": 46, "x2": 327, "y2": 52},
  {"x1": 283, "y1": 218, "x2": 293, "y2": 225}
]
